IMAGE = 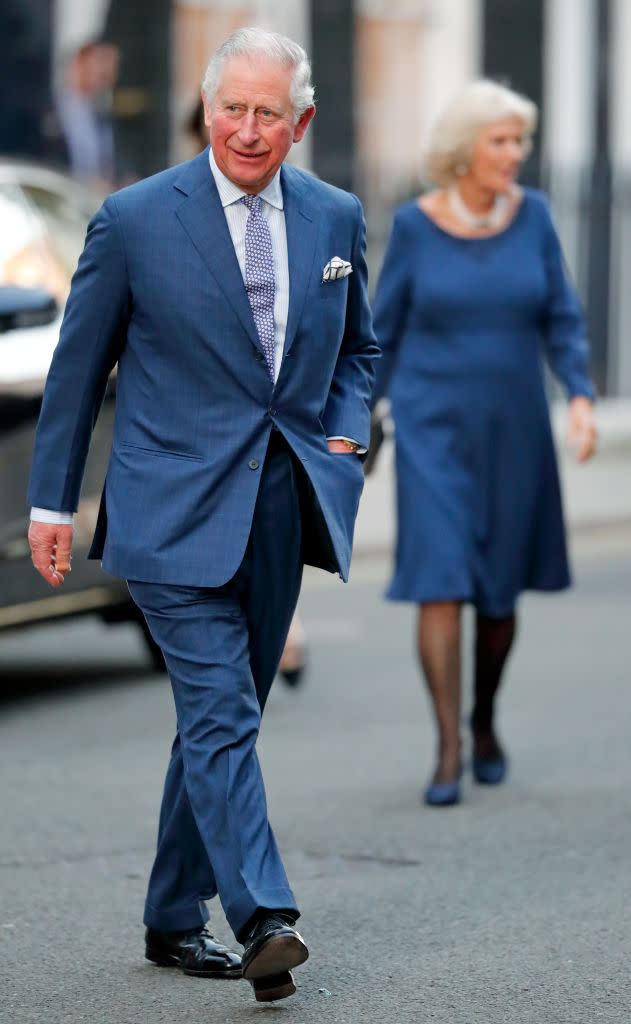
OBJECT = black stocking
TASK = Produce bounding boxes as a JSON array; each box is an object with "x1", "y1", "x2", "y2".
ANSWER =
[
  {"x1": 471, "y1": 611, "x2": 516, "y2": 758},
  {"x1": 417, "y1": 601, "x2": 462, "y2": 782}
]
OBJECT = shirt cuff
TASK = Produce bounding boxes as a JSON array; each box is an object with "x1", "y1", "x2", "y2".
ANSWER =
[
  {"x1": 30, "y1": 507, "x2": 74, "y2": 525},
  {"x1": 326, "y1": 436, "x2": 367, "y2": 455}
]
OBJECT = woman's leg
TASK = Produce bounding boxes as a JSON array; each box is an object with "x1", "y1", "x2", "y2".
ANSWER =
[
  {"x1": 278, "y1": 609, "x2": 307, "y2": 687},
  {"x1": 471, "y1": 611, "x2": 516, "y2": 761},
  {"x1": 417, "y1": 601, "x2": 462, "y2": 783}
]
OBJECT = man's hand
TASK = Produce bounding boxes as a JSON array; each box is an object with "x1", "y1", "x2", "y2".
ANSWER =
[
  {"x1": 28, "y1": 522, "x2": 74, "y2": 587},
  {"x1": 327, "y1": 439, "x2": 359, "y2": 453},
  {"x1": 567, "y1": 395, "x2": 597, "y2": 463}
]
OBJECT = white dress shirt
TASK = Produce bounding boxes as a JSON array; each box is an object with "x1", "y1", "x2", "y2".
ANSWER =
[{"x1": 31, "y1": 150, "x2": 360, "y2": 526}]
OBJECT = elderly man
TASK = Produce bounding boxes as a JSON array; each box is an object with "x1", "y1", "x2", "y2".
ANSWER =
[{"x1": 27, "y1": 27, "x2": 378, "y2": 1003}]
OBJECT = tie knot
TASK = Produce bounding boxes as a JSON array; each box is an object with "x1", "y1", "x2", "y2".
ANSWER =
[{"x1": 241, "y1": 194, "x2": 262, "y2": 215}]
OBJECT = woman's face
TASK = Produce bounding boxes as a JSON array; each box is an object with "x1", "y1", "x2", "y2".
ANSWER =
[{"x1": 467, "y1": 116, "x2": 527, "y2": 192}]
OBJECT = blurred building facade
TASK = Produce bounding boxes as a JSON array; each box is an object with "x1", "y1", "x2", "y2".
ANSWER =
[{"x1": 2, "y1": 0, "x2": 629, "y2": 395}]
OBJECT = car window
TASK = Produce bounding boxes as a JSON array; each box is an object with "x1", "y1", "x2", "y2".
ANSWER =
[
  {"x1": 19, "y1": 185, "x2": 95, "y2": 281},
  {"x1": 0, "y1": 182, "x2": 95, "y2": 304},
  {"x1": 0, "y1": 185, "x2": 64, "y2": 301}
]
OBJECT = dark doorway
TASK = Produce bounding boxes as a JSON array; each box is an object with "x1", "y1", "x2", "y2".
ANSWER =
[
  {"x1": 482, "y1": 0, "x2": 544, "y2": 187},
  {"x1": 103, "y1": 0, "x2": 172, "y2": 181},
  {"x1": 309, "y1": 0, "x2": 355, "y2": 192},
  {"x1": 0, "y1": 0, "x2": 53, "y2": 160}
]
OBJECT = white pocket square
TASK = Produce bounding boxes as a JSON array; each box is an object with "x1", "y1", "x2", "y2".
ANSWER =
[{"x1": 322, "y1": 256, "x2": 353, "y2": 283}]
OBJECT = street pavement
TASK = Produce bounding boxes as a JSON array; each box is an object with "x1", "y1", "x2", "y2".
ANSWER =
[{"x1": 1, "y1": 523, "x2": 630, "y2": 1023}]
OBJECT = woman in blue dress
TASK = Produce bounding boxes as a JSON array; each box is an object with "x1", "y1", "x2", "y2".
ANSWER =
[{"x1": 370, "y1": 80, "x2": 597, "y2": 807}]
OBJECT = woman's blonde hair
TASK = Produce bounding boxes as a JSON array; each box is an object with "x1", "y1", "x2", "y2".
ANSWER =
[{"x1": 424, "y1": 79, "x2": 538, "y2": 187}]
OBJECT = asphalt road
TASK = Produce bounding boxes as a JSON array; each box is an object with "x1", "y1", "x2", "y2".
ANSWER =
[{"x1": 1, "y1": 526, "x2": 630, "y2": 1023}]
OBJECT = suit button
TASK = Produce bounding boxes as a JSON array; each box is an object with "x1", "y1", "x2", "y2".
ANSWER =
[
  {"x1": 248, "y1": 459, "x2": 259, "y2": 470},
  {"x1": 255, "y1": 352, "x2": 264, "y2": 362},
  {"x1": 269, "y1": 407, "x2": 277, "y2": 417}
]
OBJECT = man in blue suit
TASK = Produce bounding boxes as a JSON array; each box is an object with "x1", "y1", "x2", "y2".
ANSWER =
[{"x1": 27, "y1": 27, "x2": 378, "y2": 1003}]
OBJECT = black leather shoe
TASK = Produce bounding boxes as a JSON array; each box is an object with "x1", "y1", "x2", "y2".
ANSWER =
[
  {"x1": 145, "y1": 927, "x2": 242, "y2": 978},
  {"x1": 251, "y1": 970, "x2": 296, "y2": 1002},
  {"x1": 280, "y1": 663, "x2": 305, "y2": 687},
  {"x1": 242, "y1": 915, "x2": 308, "y2": 1001}
]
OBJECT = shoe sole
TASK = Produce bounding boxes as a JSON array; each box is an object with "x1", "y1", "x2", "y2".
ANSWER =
[
  {"x1": 424, "y1": 794, "x2": 460, "y2": 806},
  {"x1": 251, "y1": 970, "x2": 296, "y2": 1002},
  {"x1": 472, "y1": 758, "x2": 508, "y2": 785},
  {"x1": 181, "y1": 966, "x2": 242, "y2": 978},
  {"x1": 145, "y1": 951, "x2": 242, "y2": 979},
  {"x1": 145, "y1": 951, "x2": 180, "y2": 967},
  {"x1": 473, "y1": 771, "x2": 507, "y2": 785},
  {"x1": 242, "y1": 933, "x2": 309, "y2": 982}
]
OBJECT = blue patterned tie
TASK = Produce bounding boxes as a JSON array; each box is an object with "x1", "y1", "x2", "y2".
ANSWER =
[{"x1": 242, "y1": 194, "x2": 275, "y2": 380}]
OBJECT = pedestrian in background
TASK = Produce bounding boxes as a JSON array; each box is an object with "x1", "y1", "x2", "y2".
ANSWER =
[
  {"x1": 369, "y1": 79, "x2": 597, "y2": 807},
  {"x1": 52, "y1": 40, "x2": 121, "y2": 189},
  {"x1": 28, "y1": 26, "x2": 377, "y2": 1000},
  {"x1": 185, "y1": 94, "x2": 207, "y2": 152}
]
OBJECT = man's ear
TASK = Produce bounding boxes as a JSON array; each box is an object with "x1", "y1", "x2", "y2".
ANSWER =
[
  {"x1": 202, "y1": 91, "x2": 212, "y2": 128},
  {"x1": 293, "y1": 105, "x2": 315, "y2": 144}
]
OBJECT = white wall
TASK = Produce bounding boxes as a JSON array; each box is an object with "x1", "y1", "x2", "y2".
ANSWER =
[
  {"x1": 609, "y1": 0, "x2": 631, "y2": 394},
  {"x1": 355, "y1": 0, "x2": 480, "y2": 206},
  {"x1": 53, "y1": 0, "x2": 111, "y2": 63},
  {"x1": 418, "y1": 0, "x2": 482, "y2": 158},
  {"x1": 542, "y1": 0, "x2": 595, "y2": 283}
]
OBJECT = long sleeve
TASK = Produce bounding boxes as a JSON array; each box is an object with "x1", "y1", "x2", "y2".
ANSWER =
[
  {"x1": 369, "y1": 206, "x2": 415, "y2": 409},
  {"x1": 540, "y1": 201, "x2": 596, "y2": 400},
  {"x1": 27, "y1": 196, "x2": 131, "y2": 511}
]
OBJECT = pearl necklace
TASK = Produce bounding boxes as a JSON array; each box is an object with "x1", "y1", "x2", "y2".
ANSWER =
[{"x1": 447, "y1": 186, "x2": 509, "y2": 230}]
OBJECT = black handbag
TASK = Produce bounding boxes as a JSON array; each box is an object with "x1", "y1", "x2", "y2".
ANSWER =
[{"x1": 363, "y1": 411, "x2": 386, "y2": 476}]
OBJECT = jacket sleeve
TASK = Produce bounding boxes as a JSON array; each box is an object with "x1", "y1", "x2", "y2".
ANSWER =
[
  {"x1": 27, "y1": 195, "x2": 131, "y2": 511},
  {"x1": 540, "y1": 199, "x2": 596, "y2": 400},
  {"x1": 321, "y1": 194, "x2": 380, "y2": 451},
  {"x1": 369, "y1": 206, "x2": 414, "y2": 409}
]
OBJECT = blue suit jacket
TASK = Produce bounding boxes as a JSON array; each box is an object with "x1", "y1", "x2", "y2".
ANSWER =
[{"x1": 28, "y1": 150, "x2": 379, "y2": 585}]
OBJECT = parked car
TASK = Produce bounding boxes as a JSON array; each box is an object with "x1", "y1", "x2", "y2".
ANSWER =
[{"x1": 0, "y1": 161, "x2": 163, "y2": 669}]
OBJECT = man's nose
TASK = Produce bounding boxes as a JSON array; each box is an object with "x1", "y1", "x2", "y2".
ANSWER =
[{"x1": 238, "y1": 112, "x2": 259, "y2": 144}]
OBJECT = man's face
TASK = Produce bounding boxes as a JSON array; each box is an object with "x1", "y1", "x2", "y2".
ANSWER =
[
  {"x1": 203, "y1": 54, "x2": 314, "y2": 194},
  {"x1": 78, "y1": 44, "x2": 120, "y2": 96}
]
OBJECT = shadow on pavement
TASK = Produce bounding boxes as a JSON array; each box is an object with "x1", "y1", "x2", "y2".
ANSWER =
[{"x1": 0, "y1": 661, "x2": 161, "y2": 703}]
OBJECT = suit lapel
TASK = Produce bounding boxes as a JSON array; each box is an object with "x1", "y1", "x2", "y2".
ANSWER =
[
  {"x1": 173, "y1": 154, "x2": 262, "y2": 353},
  {"x1": 282, "y1": 165, "x2": 319, "y2": 358},
  {"x1": 172, "y1": 155, "x2": 320, "y2": 363}
]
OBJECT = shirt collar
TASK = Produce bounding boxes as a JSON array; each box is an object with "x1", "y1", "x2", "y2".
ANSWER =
[{"x1": 208, "y1": 147, "x2": 283, "y2": 210}]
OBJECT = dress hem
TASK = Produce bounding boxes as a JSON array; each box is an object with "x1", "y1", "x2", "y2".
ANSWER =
[{"x1": 384, "y1": 579, "x2": 572, "y2": 617}]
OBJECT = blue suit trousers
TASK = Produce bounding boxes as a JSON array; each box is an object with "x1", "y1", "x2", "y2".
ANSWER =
[{"x1": 128, "y1": 438, "x2": 303, "y2": 939}]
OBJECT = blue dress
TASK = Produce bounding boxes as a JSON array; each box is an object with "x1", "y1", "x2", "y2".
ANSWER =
[{"x1": 371, "y1": 188, "x2": 595, "y2": 616}]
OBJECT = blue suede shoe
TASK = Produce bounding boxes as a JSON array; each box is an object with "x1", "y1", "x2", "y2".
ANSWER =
[
  {"x1": 472, "y1": 754, "x2": 508, "y2": 785},
  {"x1": 423, "y1": 775, "x2": 461, "y2": 807}
]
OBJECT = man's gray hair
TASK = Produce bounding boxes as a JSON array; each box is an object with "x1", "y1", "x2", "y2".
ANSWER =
[{"x1": 202, "y1": 27, "x2": 315, "y2": 122}]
